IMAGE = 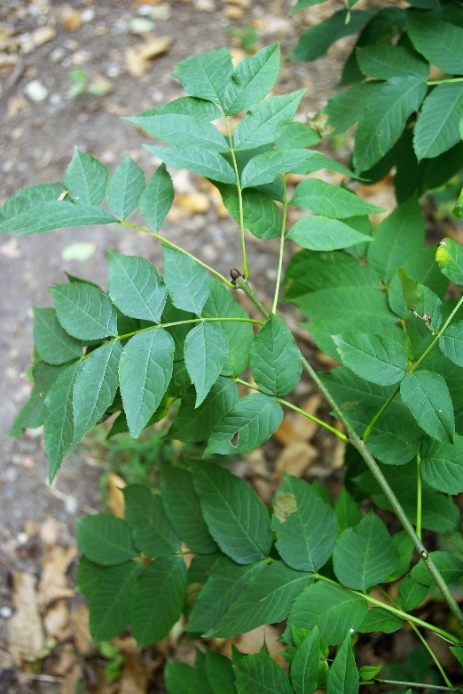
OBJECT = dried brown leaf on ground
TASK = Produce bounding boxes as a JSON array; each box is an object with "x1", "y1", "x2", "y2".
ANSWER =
[
  {"x1": 68, "y1": 604, "x2": 93, "y2": 655},
  {"x1": 274, "y1": 440, "x2": 318, "y2": 482},
  {"x1": 118, "y1": 653, "x2": 151, "y2": 694},
  {"x1": 53, "y1": 648, "x2": 83, "y2": 694},
  {"x1": 58, "y1": 5, "x2": 83, "y2": 32},
  {"x1": 43, "y1": 599, "x2": 71, "y2": 641},
  {"x1": 8, "y1": 571, "x2": 46, "y2": 664},
  {"x1": 126, "y1": 35, "x2": 172, "y2": 77},
  {"x1": 221, "y1": 624, "x2": 287, "y2": 666},
  {"x1": 107, "y1": 473, "x2": 127, "y2": 518},
  {"x1": 38, "y1": 545, "x2": 77, "y2": 610},
  {"x1": 169, "y1": 192, "x2": 211, "y2": 220}
]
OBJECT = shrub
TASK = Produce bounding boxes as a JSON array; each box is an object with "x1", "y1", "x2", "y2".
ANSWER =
[{"x1": 2, "y1": 31, "x2": 463, "y2": 692}]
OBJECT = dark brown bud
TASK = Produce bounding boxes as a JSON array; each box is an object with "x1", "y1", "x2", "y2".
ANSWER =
[{"x1": 230, "y1": 268, "x2": 242, "y2": 284}]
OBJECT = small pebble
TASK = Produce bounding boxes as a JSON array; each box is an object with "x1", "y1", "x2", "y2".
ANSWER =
[
  {"x1": 81, "y1": 8, "x2": 95, "y2": 22},
  {"x1": 0, "y1": 606, "x2": 12, "y2": 619},
  {"x1": 24, "y1": 80, "x2": 48, "y2": 102},
  {"x1": 128, "y1": 17, "x2": 156, "y2": 33},
  {"x1": 49, "y1": 46, "x2": 65, "y2": 62},
  {"x1": 195, "y1": 0, "x2": 216, "y2": 11}
]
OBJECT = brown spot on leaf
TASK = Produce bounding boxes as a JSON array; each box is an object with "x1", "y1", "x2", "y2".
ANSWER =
[{"x1": 273, "y1": 492, "x2": 297, "y2": 523}]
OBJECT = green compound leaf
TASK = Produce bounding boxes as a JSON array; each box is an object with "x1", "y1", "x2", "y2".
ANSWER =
[
  {"x1": 450, "y1": 645, "x2": 463, "y2": 668},
  {"x1": 204, "y1": 392, "x2": 283, "y2": 456},
  {"x1": 119, "y1": 328, "x2": 175, "y2": 438},
  {"x1": 327, "y1": 634, "x2": 359, "y2": 694},
  {"x1": 436, "y1": 238, "x2": 463, "y2": 285},
  {"x1": 76, "y1": 514, "x2": 137, "y2": 566},
  {"x1": 333, "y1": 513, "x2": 399, "y2": 591},
  {"x1": 292, "y1": 9, "x2": 371, "y2": 62},
  {"x1": 398, "y1": 575, "x2": 429, "y2": 611},
  {"x1": 420, "y1": 436, "x2": 463, "y2": 494},
  {"x1": 400, "y1": 370, "x2": 455, "y2": 443},
  {"x1": 291, "y1": 179, "x2": 383, "y2": 218},
  {"x1": 233, "y1": 90, "x2": 305, "y2": 151},
  {"x1": 202, "y1": 278, "x2": 254, "y2": 376},
  {"x1": 410, "y1": 550, "x2": 463, "y2": 588},
  {"x1": 173, "y1": 47, "x2": 234, "y2": 105},
  {"x1": 159, "y1": 300, "x2": 193, "y2": 360},
  {"x1": 366, "y1": 465, "x2": 460, "y2": 534},
  {"x1": 10, "y1": 362, "x2": 64, "y2": 436},
  {"x1": 353, "y1": 77, "x2": 427, "y2": 174},
  {"x1": 123, "y1": 485, "x2": 181, "y2": 557},
  {"x1": 397, "y1": 268, "x2": 443, "y2": 333},
  {"x1": 276, "y1": 122, "x2": 321, "y2": 149},
  {"x1": 335, "y1": 487, "x2": 363, "y2": 534},
  {"x1": 223, "y1": 44, "x2": 280, "y2": 115},
  {"x1": 130, "y1": 114, "x2": 229, "y2": 152},
  {"x1": 145, "y1": 144, "x2": 236, "y2": 185},
  {"x1": 321, "y1": 82, "x2": 382, "y2": 137},
  {"x1": 163, "y1": 246, "x2": 210, "y2": 315},
  {"x1": 358, "y1": 607, "x2": 403, "y2": 635},
  {"x1": 160, "y1": 467, "x2": 218, "y2": 554},
  {"x1": 206, "y1": 561, "x2": 313, "y2": 638},
  {"x1": 332, "y1": 332, "x2": 408, "y2": 386},
  {"x1": 139, "y1": 163, "x2": 174, "y2": 231},
  {"x1": 414, "y1": 82, "x2": 463, "y2": 161},
  {"x1": 290, "y1": 627, "x2": 323, "y2": 694},
  {"x1": 50, "y1": 282, "x2": 118, "y2": 340},
  {"x1": 218, "y1": 185, "x2": 281, "y2": 240},
  {"x1": 368, "y1": 196, "x2": 425, "y2": 283},
  {"x1": 439, "y1": 320, "x2": 463, "y2": 367},
  {"x1": 76, "y1": 558, "x2": 139, "y2": 642},
  {"x1": 291, "y1": 0, "x2": 329, "y2": 11},
  {"x1": 108, "y1": 251, "x2": 166, "y2": 323},
  {"x1": 0, "y1": 182, "x2": 64, "y2": 219},
  {"x1": 192, "y1": 460, "x2": 272, "y2": 565},
  {"x1": 187, "y1": 557, "x2": 262, "y2": 634},
  {"x1": 407, "y1": 12, "x2": 463, "y2": 76},
  {"x1": 132, "y1": 556, "x2": 187, "y2": 647},
  {"x1": 284, "y1": 248, "x2": 378, "y2": 302},
  {"x1": 233, "y1": 653, "x2": 293, "y2": 694},
  {"x1": 164, "y1": 662, "x2": 195, "y2": 694},
  {"x1": 184, "y1": 322, "x2": 228, "y2": 406},
  {"x1": 285, "y1": 581, "x2": 368, "y2": 646},
  {"x1": 287, "y1": 216, "x2": 372, "y2": 252},
  {"x1": 33, "y1": 307, "x2": 83, "y2": 365},
  {"x1": 0, "y1": 200, "x2": 116, "y2": 236},
  {"x1": 64, "y1": 148, "x2": 108, "y2": 205},
  {"x1": 288, "y1": 281, "x2": 397, "y2": 362},
  {"x1": 388, "y1": 532, "x2": 414, "y2": 582},
  {"x1": 105, "y1": 155, "x2": 145, "y2": 220},
  {"x1": 272, "y1": 475, "x2": 338, "y2": 572},
  {"x1": 135, "y1": 98, "x2": 222, "y2": 127},
  {"x1": 72, "y1": 340, "x2": 122, "y2": 443},
  {"x1": 320, "y1": 367, "x2": 422, "y2": 464},
  {"x1": 356, "y1": 44, "x2": 429, "y2": 80},
  {"x1": 250, "y1": 315, "x2": 301, "y2": 396},
  {"x1": 44, "y1": 360, "x2": 81, "y2": 482},
  {"x1": 204, "y1": 651, "x2": 236, "y2": 694},
  {"x1": 241, "y1": 149, "x2": 352, "y2": 188},
  {"x1": 126, "y1": 97, "x2": 220, "y2": 128},
  {"x1": 170, "y1": 377, "x2": 239, "y2": 443}
]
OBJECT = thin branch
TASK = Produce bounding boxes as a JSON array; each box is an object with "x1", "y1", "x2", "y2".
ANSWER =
[
  {"x1": 120, "y1": 220, "x2": 235, "y2": 288},
  {"x1": 272, "y1": 176, "x2": 289, "y2": 314}
]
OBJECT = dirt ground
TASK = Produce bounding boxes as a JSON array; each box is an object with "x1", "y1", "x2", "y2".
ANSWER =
[{"x1": 0, "y1": 1, "x2": 364, "y2": 691}]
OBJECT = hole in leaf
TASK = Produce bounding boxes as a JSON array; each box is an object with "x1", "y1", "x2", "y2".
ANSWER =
[{"x1": 231, "y1": 432, "x2": 240, "y2": 448}]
